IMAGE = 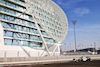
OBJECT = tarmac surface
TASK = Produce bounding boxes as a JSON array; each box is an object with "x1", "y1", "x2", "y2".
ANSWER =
[{"x1": 4, "y1": 60, "x2": 100, "y2": 67}]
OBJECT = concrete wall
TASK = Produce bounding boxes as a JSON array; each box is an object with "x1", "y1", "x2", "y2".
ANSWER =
[{"x1": 0, "y1": 46, "x2": 60, "y2": 57}]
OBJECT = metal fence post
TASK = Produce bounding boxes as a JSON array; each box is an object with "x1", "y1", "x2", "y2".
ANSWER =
[
  {"x1": 29, "y1": 51, "x2": 30, "y2": 57},
  {"x1": 38, "y1": 52, "x2": 40, "y2": 57},
  {"x1": 4, "y1": 51, "x2": 7, "y2": 62},
  {"x1": 17, "y1": 51, "x2": 19, "y2": 57},
  {"x1": 4, "y1": 51, "x2": 6, "y2": 58}
]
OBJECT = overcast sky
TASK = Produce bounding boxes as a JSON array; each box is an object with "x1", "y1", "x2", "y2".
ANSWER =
[{"x1": 52, "y1": 0, "x2": 100, "y2": 51}]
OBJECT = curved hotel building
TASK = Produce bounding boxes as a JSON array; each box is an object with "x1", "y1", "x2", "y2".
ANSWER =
[{"x1": 0, "y1": 0, "x2": 68, "y2": 57}]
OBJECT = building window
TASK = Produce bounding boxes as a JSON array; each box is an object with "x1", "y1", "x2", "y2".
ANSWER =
[
  {"x1": 23, "y1": 14, "x2": 29, "y2": 19},
  {"x1": 38, "y1": 24, "x2": 42, "y2": 29},
  {"x1": 30, "y1": 35, "x2": 35, "y2": 40},
  {"x1": 0, "y1": 6, "x2": 5, "y2": 12},
  {"x1": 1, "y1": 22, "x2": 13, "y2": 29},
  {"x1": 30, "y1": 22, "x2": 35, "y2": 27},
  {"x1": 4, "y1": 39, "x2": 12, "y2": 45},
  {"x1": 41, "y1": 31, "x2": 48, "y2": 36},
  {"x1": 21, "y1": 41, "x2": 29, "y2": 46},
  {"x1": 13, "y1": 32, "x2": 22, "y2": 38},
  {"x1": 29, "y1": 16, "x2": 33, "y2": 20},
  {"x1": 23, "y1": 20, "x2": 29, "y2": 26},
  {"x1": 29, "y1": 42, "x2": 42, "y2": 47},
  {"x1": 14, "y1": 25, "x2": 22, "y2": 31},
  {"x1": 23, "y1": 27, "x2": 29, "y2": 32},
  {"x1": 30, "y1": 28, "x2": 33, "y2": 33},
  {"x1": 5, "y1": 15, "x2": 15, "y2": 21},
  {"x1": 4, "y1": 31, "x2": 13, "y2": 37},
  {"x1": 34, "y1": 29, "x2": 39, "y2": 34},
  {"x1": 23, "y1": 34, "x2": 29, "y2": 39},
  {"x1": 0, "y1": 0, "x2": 6, "y2": 4},
  {"x1": 0, "y1": 14, "x2": 4, "y2": 19},
  {"x1": 17, "y1": 0, "x2": 25, "y2": 5},
  {"x1": 7, "y1": 2, "x2": 15, "y2": 8},
  {"x1": 13, "y1": 40, "x2": 21, "y2": 46},
  {"x1": 15, "y1": 18, "x2": 23, "y2": 24}
]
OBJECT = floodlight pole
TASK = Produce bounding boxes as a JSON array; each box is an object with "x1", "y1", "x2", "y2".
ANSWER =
[
  {"x1": 94, "y1": 42, "x2": 96, "y2": 52},
  {"x1": 71, "y1": 20, "x2": 77, "y2": 53}
]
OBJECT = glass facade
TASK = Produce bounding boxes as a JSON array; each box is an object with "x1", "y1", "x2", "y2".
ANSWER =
[{"x1": 0, "y1": 0, "x2": 58, "y2": 47}]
